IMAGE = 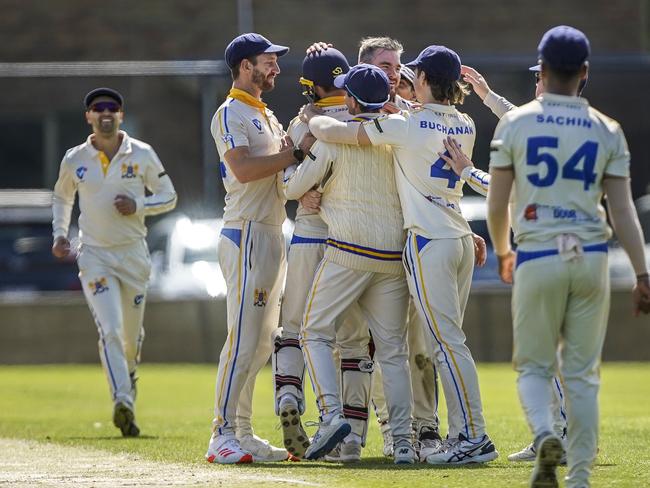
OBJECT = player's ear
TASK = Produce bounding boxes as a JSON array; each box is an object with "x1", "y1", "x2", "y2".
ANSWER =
[{"x1": 85, "y1": 110, "x2": 92, "y2": 125}]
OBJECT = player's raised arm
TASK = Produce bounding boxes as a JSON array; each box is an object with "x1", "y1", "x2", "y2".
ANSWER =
[{"x1": 439, "y1": 137, "x2": 490, "y2": 196}]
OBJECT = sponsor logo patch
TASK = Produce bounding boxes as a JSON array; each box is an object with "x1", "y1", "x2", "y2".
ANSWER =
[
  {"x1": 134, "y1": 294, "x2": 144, "y2": 306},
  {"x1": 251, "y1": 118, "x2": 263, "y2": 132},
  {"x1": 76, "y1": 166, "x2": 88, "y2": 180}
]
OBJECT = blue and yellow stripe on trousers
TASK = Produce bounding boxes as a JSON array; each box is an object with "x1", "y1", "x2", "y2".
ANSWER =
[
  {"x1": 405, "y1": 232, "x2": 477, "y2": 439},
  {"x1": 300, "y1": 259, "x2": 330, "y2": 415},
  {"x1": 216, "y1": 221, "x2": 251, "y2": 434}
]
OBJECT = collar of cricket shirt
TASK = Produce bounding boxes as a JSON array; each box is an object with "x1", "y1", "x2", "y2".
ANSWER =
[
  {"x1": 315, "y1": 96, "x2": 346, "y2": 107},
  {"x1": 228, "y1": 88, "x2": 268, "y2": 113}
]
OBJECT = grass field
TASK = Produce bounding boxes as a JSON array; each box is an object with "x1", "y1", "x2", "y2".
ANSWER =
[{"x1": 0, "y1": 363, "x2": 649, "y2": 487}]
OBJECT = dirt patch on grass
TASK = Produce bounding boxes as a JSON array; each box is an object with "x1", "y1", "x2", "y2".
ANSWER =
[{"x1": 0, "y1": 438, "x2": 318, "y2": 487}]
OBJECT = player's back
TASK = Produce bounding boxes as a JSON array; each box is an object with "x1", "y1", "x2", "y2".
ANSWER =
[
  {"x1": 492, "y1": 93, "x2": 630, "y2": 248},
  {"x1": 364, "y1": 104, "x2": 476, "y2": 239}
]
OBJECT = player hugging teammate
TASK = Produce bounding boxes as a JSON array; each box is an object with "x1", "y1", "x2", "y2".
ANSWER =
[{"x1": 189, "y1": 26, "x2": 648, "y2": 488}]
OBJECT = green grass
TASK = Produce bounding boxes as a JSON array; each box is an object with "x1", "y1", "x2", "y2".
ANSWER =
[{"x1": 0, "y1": 363, "x2": 649, "y2": 487}]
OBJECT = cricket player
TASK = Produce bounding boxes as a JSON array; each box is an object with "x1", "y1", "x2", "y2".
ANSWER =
[
  {"x1": 275, "y1": 48, "x2": 376, "y2": 462},
  {"x1": 487, "y1": 26, "x2": 650, "y2": 487},
  {"x1": 288, "y1": 64, "x2": 417, "y2": 464},
  {"x1": 439, "y1": 64, "x2": 575, "y2": 463},
  {"x1": 52, "y1": 87, "x2": 177, "y2": 437},
  {"x1": 397, "y1": 65, "x2": 417, "y2": 102},
  {"x1": 205, "y1": 33, "x2": 312, "y2": 465},
  {"x1": 308, "y1": 37, "x2": 442, "y2": 459},
  {"x1": 308, "y1": 45, "x2": 498, "y2": 465}
]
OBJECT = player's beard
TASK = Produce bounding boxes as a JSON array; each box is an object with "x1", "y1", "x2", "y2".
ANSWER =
[
  {"x1": 96, "y1": 116, "x2": 117, "y2": 135},
  {"x1": 252, "y1": 67, "x2": 275, "y2": 92}
]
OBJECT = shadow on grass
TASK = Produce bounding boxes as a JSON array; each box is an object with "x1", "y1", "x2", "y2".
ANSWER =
[
  {"x1": 222, "y1": 458, "x2": 502, "y2": 471},
  {"x1": 62, "y1": 435, "x2": 159, "y2": 440}
]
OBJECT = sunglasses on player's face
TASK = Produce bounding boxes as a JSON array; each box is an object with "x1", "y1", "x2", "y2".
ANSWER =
[{"x1": 90, "y1": 101, "x2": 121, "y2": 113}]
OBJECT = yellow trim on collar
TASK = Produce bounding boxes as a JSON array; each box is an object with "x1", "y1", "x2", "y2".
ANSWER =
[
  {"x1": 98, "y1": 152, "x2": 110, "y2": 176},
  {"x1": 228, "y1": 88, "x2": 267, "y2": 112},
  {"x1": 315, "y1": 96, "x2": 346, "y2": 108}
]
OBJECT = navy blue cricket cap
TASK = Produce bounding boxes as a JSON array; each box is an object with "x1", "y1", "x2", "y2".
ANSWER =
[
  {"x1": 538, "y1": 25, "x2": 590, "y2": 70},
  {"x1": 225, "y1": 33, "x2": 289, "y2": 69},
  {"x1": 300, "y1": 48, "x2": 350, "y2": 87},
  {"x1": 84, "y1": 87, "x2": 124, "y2": 109},
  {"x1": 333, "y1": 63, "x2": 390, "y2": 109},
  {"x1": 405, "y1": 45, "x2": 461, "y2": 81}
]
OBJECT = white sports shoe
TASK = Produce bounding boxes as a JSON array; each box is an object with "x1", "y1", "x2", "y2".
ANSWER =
[
  {"x1": 416, "y1": 425, "x2": 443, "y2": 462},
  {"x1": 205, "y1": 435, "x2": 253, "y2": 464},
  {"x1": 530, "y1": 432, "x2": 564, "y2": 488},
  {"x1": 380, "y1": 422, "x2": 393, "y2": 457},
  {"x1": 426, "y1": 433, "x2": 499, "y2": 465},
  {"x1": 393, "y1": 439, "x2": 417, "y2": 465},
  {"x1": 324, "y1": 440, "x2": 362, "y2": 463},
  {"x1": 304, "y1": 416, "x2": 351, "y2": 460},
  {"x1": 509, "y1": 431, "x2": 567, "y2": 465},
  {"x1": 279, "y1": 395, "x2": 310, "y2": 458},
  {"x1": 239, "y1": 434, "x2": 290, "y2": 462}
]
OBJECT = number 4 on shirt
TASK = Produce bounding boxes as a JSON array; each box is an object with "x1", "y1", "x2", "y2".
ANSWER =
[
  {"x1": 527, "y1": 136, "x2": 598, "y2": 190},
  {"x1": 430, "y1": 151, "x2": 461, "y2": 188}
]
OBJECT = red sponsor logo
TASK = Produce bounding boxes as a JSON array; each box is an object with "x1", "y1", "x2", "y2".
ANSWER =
[{"x1": 524, "y1": 204, "x2": 538, "y2": 221}]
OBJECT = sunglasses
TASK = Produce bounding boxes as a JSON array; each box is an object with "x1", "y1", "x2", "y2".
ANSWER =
[{"x1": 90, "y1": 101, "x2": 121, "y2": 113}]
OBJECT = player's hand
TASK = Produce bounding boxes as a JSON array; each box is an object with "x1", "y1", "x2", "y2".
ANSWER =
[
  {"x1": 461, "y1": 65, "x2": 490, "y2": 101},
  {"x1": 632, "y1": 275, "x2": 650, "y2": 316},
  {"x1": 306, "y1": 42, "x2": 332, "y2": 54},
  {"x1": 497, "y1": 250, "x2": 516, "y2": 284},
  {"x1": 472, "y1": 234, "x2": 487, "y2": 267},
  {"x1": 114, "y1": 194, "x2": 137, "y2": 215},
  {"x1": 299, "y1": 103, "x2": 324, "y2": 123},
  {"x1": 280, "y1": 134, "x2": 294, "y2": 152},
  {"x1": 439, "y1": 137, "x2": 473, "y2": 176},
  {"x1": 299, "y1": 189, "x2": 321, "y2": 211},
  {"x1": 382, "y1": 102, "x2": 400, "y2": 114},
  {"x1": 52, "y1": 236, "x2": 71, "y2": 258},
  {"x1": 299, "y1": 133, "x2": 316, "y2": 154}
]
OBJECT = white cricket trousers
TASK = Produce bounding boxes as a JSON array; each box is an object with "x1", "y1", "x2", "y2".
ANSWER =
[
  {"x1": 404, "y1": 232, "x2": 487, "y2": 441},
  {"x1": 372, "y1": 299, "x2": 439, "y2": 429},
  {"x1": 77, "y1": 239, "x2": 150, "y2": 409},
  {"x1": 513, "y1": 248, "x2": 609, "y2": 488},
  {"x1": 301, "y1": 259, "x2": 413, "y2": 442},
  {"x1": 213, "y1": 221, "x2": 285, "y2": 437},
  {"x1": 275, "y1": 221, "x2": 373, "y2": 440}
]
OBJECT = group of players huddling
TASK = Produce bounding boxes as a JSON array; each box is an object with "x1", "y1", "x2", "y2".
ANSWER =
[{"x1": 53, "y1": 23, "x2": 650, "y2": 488}]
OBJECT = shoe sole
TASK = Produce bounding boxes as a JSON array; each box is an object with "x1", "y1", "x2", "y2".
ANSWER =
[
  {"x1": 113, "y1": 403, "x2": 140, "y2": 437},
  {"x1": 206, "y1": 453, "x2": 253, "y2": 464},
  {"x1": 530, "y1": 435, "x2": 563, "y2": 488},
  {"x1": 280, "y1": 404, "x2": 310, "y2": 458},
  {"x1": 304, "y1": 423, "x2": 352, "y2": 461}
]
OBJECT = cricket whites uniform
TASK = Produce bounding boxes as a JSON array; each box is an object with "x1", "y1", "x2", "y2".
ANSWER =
[
  {"x1": 52, "y1": 131, "x2": 177, "y2": 410},
  {"x1": 287, "y1": 118, "x2": 414, "y2": 452},
  {"x1": 371, "y1": 93, "x2": 441, "y2": 448},
  {"x1": 278, "y1": 99, "x2": 373, "y2": 449},
  {"x1": 210, "y1": 89, "x2": 288, "y2": 441},
  {"x1": 490, "y1": 93, "x2": 630, "y2": 486},
  {"x1": 362, "y1": 104, "x2": 492, "y2": 449}
]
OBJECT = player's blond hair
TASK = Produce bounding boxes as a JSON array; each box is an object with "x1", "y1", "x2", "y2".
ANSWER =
[{"x1": 358, "y1": 37, "x2": 403, "y2": 64}]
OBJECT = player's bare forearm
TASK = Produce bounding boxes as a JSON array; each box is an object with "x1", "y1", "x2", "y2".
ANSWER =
[
  {"x1": 225, "y1": 146, "x2": 297, "y2": 183},
  {"x1": 487, "y1": 167, "x2": 514, "y2": 258},
  {"x1": 603, "y1": 177, "x2": 648, "y2": 276}
]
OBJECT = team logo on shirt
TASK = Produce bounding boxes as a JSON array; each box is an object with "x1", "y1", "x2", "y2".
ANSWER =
[
  {"x1": 134, "y1": 294, "x2": 144, "y2": 306},
  {"x1": 253, "y1": 288, "x2": 268, "y2": 307},
  {"x1": 222, "y1": 133, "x2": 234, "y2": 145},
  {"x1": 121, "y1": 162, "x2": 139, "y2": 179},
  {"x1": 89, "y1": 277, "x2": 109, "y2": 295},
  {"x1": 251, "y1": 118, "x2": 263, "y2": 132},
  {"x1": 76, "y1": 166, "x2": 88, "y2": 180}
]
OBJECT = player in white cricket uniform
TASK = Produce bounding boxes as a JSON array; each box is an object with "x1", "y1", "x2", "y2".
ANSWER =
[
  {"x1": 289, "y1": 64, "x2": 417, "y2": 464},
  {"x1": 487, "y1": 26, "x2": 650, "y2": 488},
  {"x1": 439, "y1": 64, "x2": 579, "y2": 463},
  {"x1": 309, "y1": 45, "x2": 498, "y2": 465},
  {"x1": 275, "y1": 48, "x2": 375, "y2": 461},
  {"x1": 52, "y1": 87, "x2": 177, "y2": 437},
  {"x1": 205, "y1": 33, "x2": 312, "y2": 465}
]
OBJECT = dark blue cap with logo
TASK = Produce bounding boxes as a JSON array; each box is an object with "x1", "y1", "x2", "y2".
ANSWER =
[
  {"x1": 84, "y1": 87, "x2": 124, "y2": 109},
  {"x1": 405, "y1": 45, "x2": 461, "y2": 80},
  {"x1": 333, "y1": 63, "x2": 390, "y2": 109},
  {"x1": 538, "y1": 25, "x2": 590, "y2": 70},
  {"x1": 301, "y1": 48, "x2": 350, "y2": 87},
  {"x1": 225, "y1": 33, "x2": 289, "y2": 69}
]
